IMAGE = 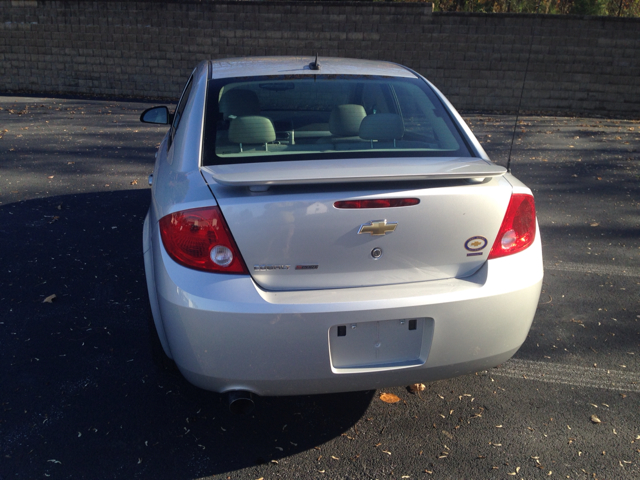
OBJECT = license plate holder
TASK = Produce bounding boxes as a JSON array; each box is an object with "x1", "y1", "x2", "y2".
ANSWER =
[{"x1": 329, "y1": 317, "x2": 433, "y2": 372}]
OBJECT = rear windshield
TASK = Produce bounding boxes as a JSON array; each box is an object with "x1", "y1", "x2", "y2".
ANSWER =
[{"x1": 202, "y1": 75, "x2": 471, "y2": 166}]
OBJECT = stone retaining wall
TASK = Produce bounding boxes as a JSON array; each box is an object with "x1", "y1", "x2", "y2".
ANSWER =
[{"x1": 1, "y1": 1, "x2": 639, "y2": 116}]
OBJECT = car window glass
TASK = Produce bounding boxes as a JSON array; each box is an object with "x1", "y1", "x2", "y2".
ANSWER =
[
  {"x1": 362, "y1": 83, "x2": 393, "y2": 115},
  {"x1": 224, "y1": 81, "x2": 355, "y2": 113},
  {"x1": 203, "y1": 75, "x2": 470, "y2": 166},
  {"x1": 392, "y1": 83, "x2": 459, "y2": 148}
]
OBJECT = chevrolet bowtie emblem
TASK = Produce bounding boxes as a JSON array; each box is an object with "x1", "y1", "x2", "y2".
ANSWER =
[{"x1": 358, "y1": 220, "x2": 398, "y2": 236}]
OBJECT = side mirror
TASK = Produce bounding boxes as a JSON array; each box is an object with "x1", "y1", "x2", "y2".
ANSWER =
[{"x1": 140, "y1": 106, "x2": 173, "y2": 125}]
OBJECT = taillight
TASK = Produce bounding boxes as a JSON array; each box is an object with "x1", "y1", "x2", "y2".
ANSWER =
[
  {"x1": 334, "y1": 198, "x2": 419, "y2": 209},
  {"x1": 159, "y1": 206, "x2": 248, "y2": 274},
  {"x1": 488, "y1": 194, "x2": 536, "y2": 259}
]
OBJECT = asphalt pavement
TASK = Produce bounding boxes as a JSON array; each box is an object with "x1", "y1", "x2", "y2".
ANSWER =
[{"x1": 1, "y1": 96, "x2": 638, "y2": 480}]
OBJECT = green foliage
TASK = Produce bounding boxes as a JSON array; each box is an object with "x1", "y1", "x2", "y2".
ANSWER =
[
  {"x1": 367, "y1": 0, "x2": 639, "y2": 16},
  {"x1": 430, "y1": 0, "x2": 640, "y2": 16}
]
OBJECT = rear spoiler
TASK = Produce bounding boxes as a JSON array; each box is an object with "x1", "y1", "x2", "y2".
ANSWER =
[{"x1": 202, "y1": 157, "x2": 506, "y2": 187}]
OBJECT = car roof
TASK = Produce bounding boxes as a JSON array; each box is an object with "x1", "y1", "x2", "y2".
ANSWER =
[{"x1": 208, "y1": 56, "x2": 417, "y2": 79}]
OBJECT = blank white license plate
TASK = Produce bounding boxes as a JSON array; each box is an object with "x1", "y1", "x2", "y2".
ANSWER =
[{"x1": 329, "y1": 318, "x2": 433, "y2": 371}]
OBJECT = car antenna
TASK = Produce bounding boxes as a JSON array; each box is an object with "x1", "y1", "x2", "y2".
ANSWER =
[
  {"x1": 506, "y1": 23, "x2": 536, "y2": 173},
  {"x1": 309, "y1": 53, "x2": 321, "y2": 71}
]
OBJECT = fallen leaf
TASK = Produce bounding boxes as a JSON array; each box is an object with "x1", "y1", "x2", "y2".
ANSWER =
[
  {"x1": 380, "y1": 393, "x2": 400, "y2": 404},
  {"x1": 590, "y1": 415, "x2": 601, "y2": 424},
  {"x1": 408, "y1": 383, "x2": 425, "y2": 393},
  {"x1": 43, "y1": 294, "x2": 57, "y2": 303},
  {"x1": 130, "y1": 179, "x2": 138, "y2": 185}
]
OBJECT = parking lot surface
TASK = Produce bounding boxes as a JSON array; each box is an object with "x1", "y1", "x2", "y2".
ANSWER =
[{"x1": 1, "y1": 96, "x2": 638, "y2": 479}]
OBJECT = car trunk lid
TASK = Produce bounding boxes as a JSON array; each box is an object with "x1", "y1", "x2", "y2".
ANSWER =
[{"x1": 201, "y1": 159, "x2": 511, "y2": 291}]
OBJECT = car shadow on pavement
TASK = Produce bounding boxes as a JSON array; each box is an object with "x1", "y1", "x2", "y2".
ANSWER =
[{"x1": 0, "y1": 190, "x2": 373, "y2": 479}]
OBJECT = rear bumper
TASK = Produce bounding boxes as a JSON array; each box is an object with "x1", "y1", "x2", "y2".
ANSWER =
[{"x1": 151, "y1": 226, "x2": 543, "y2": 396}]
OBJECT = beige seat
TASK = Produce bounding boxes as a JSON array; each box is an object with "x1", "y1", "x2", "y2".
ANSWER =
[
  {"x1": 328, "y1": 104, "x2": 367, "y2": 138},
  {"x1": 359, "y1": 113, "x2": 404, "y2": 148},
  {"x1": 228, "y1": 116, "x2": 276, "y2": 152}
]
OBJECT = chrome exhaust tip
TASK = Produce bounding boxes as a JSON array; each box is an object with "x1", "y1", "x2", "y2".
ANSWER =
[{"x1": 227, "y1": 390, "x2": 255, "y2": 415}]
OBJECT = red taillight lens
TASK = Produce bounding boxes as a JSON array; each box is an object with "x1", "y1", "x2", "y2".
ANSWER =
[
  {"x1": 159, "y1": 207, "x2": 248, "y2": 274},
  {"x1": 488, "y1": 194, "x2": 537, "y2": 259},
  {"x1": 334, "y1": 198, "x2": 419, "y2": 209}
]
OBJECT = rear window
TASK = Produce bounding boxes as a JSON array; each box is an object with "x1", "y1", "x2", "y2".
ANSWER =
[{"x1": 202, "y1": 75, "x2": 471, "y2": 166}]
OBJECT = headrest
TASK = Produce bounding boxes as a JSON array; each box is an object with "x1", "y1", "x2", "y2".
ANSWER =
[
  {"x1": 228, "y1": 116, "x2": 276, "y2": 145},
  {"x1": 359, "y1": 113, "x2": 405, "y2": 141},
  {"x1": 329, "y1": 104, "x2": 367, "y2": 136},
  {"x1": 219, "y1": 89, "x2": 260, "y2": 120}
]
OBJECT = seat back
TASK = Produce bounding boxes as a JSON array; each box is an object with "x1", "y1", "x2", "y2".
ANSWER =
[
  {"x1": 359, "y1": 113, "x2": 404, "y2": 143},
  {"x1": 329, "y1": 104, "x2": 367, "y2": 137},
  {"x1": 228, "y1": 116, "x2": 276, "y2": 152}
]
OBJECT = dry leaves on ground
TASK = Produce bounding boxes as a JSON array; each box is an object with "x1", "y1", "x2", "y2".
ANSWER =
[
  {"x1": 43, "y1": 294, "x2": 57, "y2": 303},
  {"x1": 408, "y1": 383, "x2": 426, "y2": 393},
  {"x1": 379, "y1": 393, "x2": 401, "y2": 404}
]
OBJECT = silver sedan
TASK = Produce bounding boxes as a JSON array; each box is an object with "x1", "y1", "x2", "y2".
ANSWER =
[{"x1": 140, "y1": 56, "x2": 543, "y2": 410}]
